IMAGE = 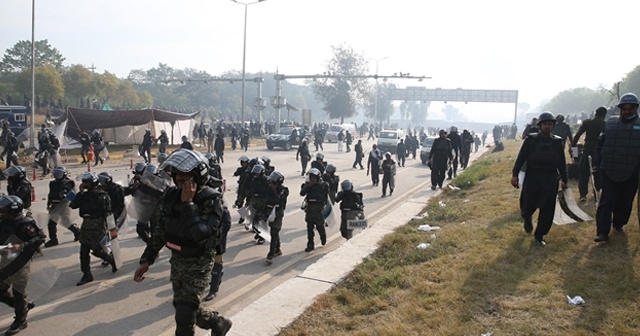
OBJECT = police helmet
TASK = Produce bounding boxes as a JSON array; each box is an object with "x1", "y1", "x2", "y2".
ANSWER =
[
  {"x1": 238, "y1": 155, "x2": 250, "y2": 163},
  {"x1": 205, "y1": 152, "x2": 218, "y2": 166},
  {"x1": 618, "y1": 93, "x2": 640, "y2": 107},
  {"x1": 385, "y1": 152, "x2": 392, "y2": 158},
  {"x1": 595, "y1": 106, "x2": 608, "y2": 116},
  {"x1": 301, "y1": 138, "x2": 308, "y2": 144},
  {"x1": 145, "y1": 164, "x2": 158, "y2": 175},
  {"x1": 98, "y1": 172, "x2": 113, "y2": 185},
  {"x1": 145, "y1": 128, "x2": 151, "y2": 133},
  {"x1": 159, "y1": 149, "x2": 210, "y2": 187},
  {"x1": 325, "y1": 164, "x2": 337, "y2": 174},
  {"x1": 341, "y1": 179, "x2": 353, "y2": 192},
  {"x1": 450, "y1": 126, "x2": 458, "y2": 133},
  {"x1": 160, "y1": 129, "x2": 166, "y2": 134},
  {"x1": 0, "y1": 195, "x2": 24, "y2": 216},
  {"x1": 261, "y1": 155, "x2": 271, "y2": 166},
  {"x1": 5, "y1": 166, "x2": 26, "y2": 180},
  {"x1": 267, "y1": 171, "x2": 285, "y2": 185},
  {"x1": 92, "y1": 130, "x2": 100, "y2": 136},
  {"x1": 307, "y1": 168, "x2": 321, "y2": 179},
  {"x1": 249, "y1": 157, "x2": 263, "y2": 167},
  {"x1": 52, "y1": 166, "x2": 67, "y2": 180},
  {"x1": 181, "y1": 135, "x2": 188, "y2": 142},
  {"x1": 316, "y1": 153, "x2": 324, "y2": 160},
  {"x1": 537, "y1": 112, "x2": 556, "y2": 125},
  {"x1": 555, "y1": 114, "x2": 565, "y2": 122},
  {"x1": 439, "y1": 129, "x2": 447, "y2": 135},
  {"x1": 157, "y1": 152, "x2": 169, "y2": 164},
  {"x1": 80, "y1": 172, "x2": 99, "y2": 187},
  {"x1": 133, "y1": 162, "x2": 147, "y2": 174},
  {"x1": 251, "y1": 164, "x2": 265, "y2": 175}
]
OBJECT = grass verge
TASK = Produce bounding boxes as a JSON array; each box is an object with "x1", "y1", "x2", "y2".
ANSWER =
[{"x1": 278, "y1": 140, "x2": 640, "y2": 336}]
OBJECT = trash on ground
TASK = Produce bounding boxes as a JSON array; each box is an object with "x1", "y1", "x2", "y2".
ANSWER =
[
  {"x1": 418, "y1": 225, "x2": 441, "y2": 232},
  {"x1": 481, "y1": 333, "x2": 493, "y2": 336},
  {"x1": 410, "y1": 215, "x2": 425, "y2": 221},
  {"x1": 463, "y1": 199, "x2": 469, "y2": 203},
  {"x1": 416, "y1": 243, "x2": 431, "y2": 249},
  {"x1": 439, "y1": 201, "x2": 446, "y2": 207},
  {"x1": 448, "y1": 185, "x2": 460, "y2": 191},
  {"x1": 567, "y1": 295, "x2": 585, "y2": 305},
  {"x1": 430, "y1": 234, "x2": 437, "y2": 240}
]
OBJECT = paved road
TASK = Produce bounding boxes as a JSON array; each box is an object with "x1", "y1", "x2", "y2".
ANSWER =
[{"x1": 0, "y1": 137, "x2": 485, "y2": 335}]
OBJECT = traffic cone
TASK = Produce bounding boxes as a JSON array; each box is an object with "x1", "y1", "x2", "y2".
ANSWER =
[
  {"x1": 127, "y1": 174, "x2": 130, "y2": 182},
  {"x1": 223, "y1": 179, "x2": 226, "y2": 192},
  {"x1": 32, "y1": 169, "x2": 37, "y2": 181},
  {"x1": 31, "y1": 185, "x2": 36, "y2": 202},
  {"x1": 87, "y1": 162, "x2": 91, "y2": 172},
  {"x1": 130, "y1": 159, "x2": 133, "y2": 170}
]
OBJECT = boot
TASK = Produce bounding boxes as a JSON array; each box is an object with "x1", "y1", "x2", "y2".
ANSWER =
[
  {"x1": 76, "y1": 273, "x2": 94, "y2": 286},
  {"x1": 5, "y1": 317, "x2": 27, "y2": 335},
  {"x1": 69, "y1": 225, "x2": 81, "y2": 242},
  {"x1": 204, "y1": 263, "x2": 223, "y2": 302},
  {"x1": 44, "y1": 239, "x2": 59, "y2": 248},
  {"x1": 109, "y1": 254, "x2": 118, "y2": 273},
  {"x1": 175, "y1": 324, "x2": 195, "y2": 336},
  {"x1": 196, "y1": 313, "x2": 232, "y2": 336}
]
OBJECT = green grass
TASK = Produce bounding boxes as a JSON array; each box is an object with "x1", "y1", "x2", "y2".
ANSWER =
[{"x1": 278, "y1": 140, "x2": 640, "y2": 336}]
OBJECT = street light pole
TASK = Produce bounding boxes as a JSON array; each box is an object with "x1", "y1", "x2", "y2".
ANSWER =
[
  {"x1": 30, "y1": 0, "x2": 36, "y2": 149},
  {"x1": 231, "y1": 0, "x2": 266, "y2": 125},
  {"x1": 372, "y1": 56, "x2": 388, "y2": 126}
]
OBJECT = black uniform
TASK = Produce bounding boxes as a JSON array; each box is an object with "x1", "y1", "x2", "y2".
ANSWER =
[
  {"x1": 593, "y1": 115, "x2": 640, "y2": 238},
  {"x1": 266, "y1": 184, "x2": 289, "y2": 259},
  {"x1": 157, "y1": 132, "x2": 169, "y2": 154},
  {"x1": 300, "y1": 180, "x2": 329, "y2": 251},
  {"x1": 460, "y1": 130, "x2": 473, "y2": 169},
  {"x1": 429, "y1": 137, "x2": 453, "y2": 189},
  {"x1": 7, "y1": 179, "x2": 31, "y2": 211},
  {"x1": 233, "y1": 165, "x2": 251, "y2": 209},
  {"x1": 512, "y1": 133, "x2": 567, "y2": 242},
  {"x1": 353, "y1": 142, "x2": 364, "y2": 169},
  {"x1": 551, "y1": 121, "x2": 573, "y2": 149},
  {"x1": 396, "y1": 141, "x2": 406, "y2": 167},
  {"x1": 79, "y1": 131, "x2": 91, "y2": 164},
  {"x1": 367, "y1": 149, "x2": 382, "y2": 186},
  {"x1": 572, "y1": 115, "x2": 606, "y2": 199},
  {"x1": 45, "y1": 177, "x2": 80, "y2": 245},
  {"x1": 91, "y1": 132, "x2": 105, "y2": 166},
  {"x1": 447, "y1": 131, "x2": 461, "y2": 179},
  {"x1": 310, "y1": 160, "x2": 326, "y2": 175},
  {"x1": 141, "y1": 131, "x2": 153, "y2": 163},
  {"x1": 335, "y1": 190, "x2": 363, "y2": 240},
  {"x1": 296, "y1": 143, "x2": 311, "y2": 176},
  {"x1": 214, "y1": 136, "x2": 225, "y2": 163},
  {"x1": 322, "y1": 173, "x2": 340, "y2": 204}
]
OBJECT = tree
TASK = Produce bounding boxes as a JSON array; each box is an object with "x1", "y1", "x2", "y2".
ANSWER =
[
  {"x1": 15, "y1": 64, "x2": 64, "y2": 101},
  {"x1": 543, "y1": 87, "x2": 609, "y2": 114},
  {"x1": 621, "y1": 65, "x2": 640, "y2": 99},
  {"x1": 363, "y1": 82, "x2": 394, "y2": 123},
  {"x1": 93, "y1": 71, "x2": 119, "y2": 105},
  {"x1": 62, "y1": 64, "x2": 93, "y2": 102},
  {"x1": 411, "y1": 101, "x2": 430, "y2": 124},
  {"x1": 0, "y1": 39, "x2": 65, "y2": 73},
  {"x1": 312, "y1": 44, "x2": 369, "y2": 123}
]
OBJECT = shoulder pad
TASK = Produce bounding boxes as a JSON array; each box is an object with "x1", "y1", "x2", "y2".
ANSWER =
[{"x1": 194, "y1": 187, "x2": 222, "y2": 203}]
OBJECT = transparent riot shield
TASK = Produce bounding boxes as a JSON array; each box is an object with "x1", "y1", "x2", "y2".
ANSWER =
[
  {"x1": 48, "y1": 200, "x2": 80, "y2": 229},
  {"x1": 322, "y1": 202, "x2": 339, "y2": 227},
  {"x1": 0, "y1": 235, "x2": 59, "y2": 301},
  {"x1": 237, "y1": 205, "x2": 256, "y2": 231},
  {"x1": 128, "y1": 170, "x2": 170, "y2": 223},
  {"x1": 105, "y1": 215, "x2": 123, "y2": 269}
]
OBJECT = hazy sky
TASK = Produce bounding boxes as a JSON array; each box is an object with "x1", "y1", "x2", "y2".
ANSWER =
[{"x1": 2, "y1": 0, "x2": 638, "y2": 123}]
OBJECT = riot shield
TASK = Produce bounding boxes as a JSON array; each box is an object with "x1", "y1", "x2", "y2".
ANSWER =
[
  {"x1": 0, "y1": 235, "x2": 59, "y2": 301},
  {"x1": 128, "y1": 170, "x2": 170, "y2": 223},
  {"x1": 237, "y1": 205, "x2": 256, "y2": 231},
  {"x1": 105, "y1": 215, "x2": 123, "y2": 269},
  {"x1": 254, "y1": 220, "x2": 272, "y2": 243},
  {"x1": 48, "y1": 151, "x2": 61, "y2": 168},
  {"x1": 48, "y1": 200, "x2": 80, "y2": 229},
  {"x1": 322, "y1": 202, "x2": 339, "y2": 227},
  {"x1": 557, "y1": 188, "x2": 592, "y2": 223}
]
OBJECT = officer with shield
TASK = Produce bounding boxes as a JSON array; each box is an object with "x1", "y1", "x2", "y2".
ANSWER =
[
  {"x1": 125, "y1": 162, "x2": 152, "y2": 243},
  {"x1": 265, "y1": 172, "x2": 288, "y2": 265},
  {"x1": 311, "y1": 153, "x2": 327, "y2": 175},
  {"x1": 134, "y1": 149, "x2": 232, "y2": 336},
  {"x1": 44, "y1": 167, "x2": 81, "y2": 247},
  {"x1": 70, "y1": 172, "x2": 118, "y2": 285},
  {"x1": 249, "y1": 164, "x2": 269, "y2": 245},
  {"x1": 0, "y1": 195, "x2": 45, "y2": 335},
  {"x1": 335, "y1": 180, "x2": 364, "y2": 240},
  {"x1": 5, "y1": 166, "x2": 32, "y2": 213},
  {"x1": 322, "y1": 164, "x2": 339, "y2": 204}
]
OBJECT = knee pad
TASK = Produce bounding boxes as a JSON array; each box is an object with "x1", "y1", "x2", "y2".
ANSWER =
[{"x1": 174, "y1": 301, "x2": 197, "y2": 326}]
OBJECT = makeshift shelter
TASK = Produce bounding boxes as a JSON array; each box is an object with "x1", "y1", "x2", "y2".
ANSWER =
[{"x1": 58, "y1": 108, "x2": 199, "y2": 147}]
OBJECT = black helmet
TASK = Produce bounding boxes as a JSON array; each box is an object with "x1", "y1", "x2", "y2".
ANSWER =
[
  {"x1": 239, "y1": 155, "x2": 250, "y2": 163},
  {"x1": 160, "y1": 129, "x2": 166, "y2": 134},
  {"x1": 0, "y1": 195, "x2": 23, "y2": 216},
  {"x1": 98, "y1": 172, "x2": 113, "y2": 185},
  {"x1": 159, "y1": 149, "x2": 210, "y2": 187},
  {"x1": 267, "y1": 171, "x2": 284, "y2": 184},
  {"x1": 6, "y1": 166, "x2": 26, "y2": 180},
  {"x1": 341, "y1": 179, "x2": 353, "y2": 191},
  {"x1": 205, "y1": 152, "x2": 218, "y2": 166},
  {"x1": 133, "y1": 162, "x2": 147, "y2": 174},
  {"x1": 181, "y1": 135, "x2": 188, "y2": 142},
  {"x1": 157, "y1": 152, "x2": 169, "y2": 164},
  {"x1": 52, "y1": 166, "x2": 67, "y2": 180},
  {"x1": 315, "y1": 153, "x2": 324, "y2": 160},
  {"x1": 145, "y1": 164, "x2": 158, "y2": 175},
  {"x1": 251, "y1": 164, "x2": 265, "y2": 175},
  {"x1": 618, "y1": 93, "x2": 640, "y2": 107},
  {"x1": 325, "y1": 164, "x2": 337, "y2": 174},
  {"x1": 81, "y1": 172, "x2": 99, "y2": 187},
  {"x1": 261, "y1": 155, "x2": 271, "y2": 166},
  {"x1": 307, "y1": 168, "x2": 321, "y2": 179},
  {"x1": 537, "y1": 112, "x2": 556, "y2": 125},
  {"x1": 555, "y1": 114, "x2": 565, "y2": 122},
  {"x1": 249, "y1": 157, "x2": 263, "y2": 167}
]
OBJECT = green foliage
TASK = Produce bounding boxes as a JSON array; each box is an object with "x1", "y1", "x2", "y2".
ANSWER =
[
  {"x1": 312, "y1": 44, "x2": 370, "y2": 122},
  {"x1": 451, "y1": 158, "x2": 493, "y2": 189},
  {"x1": 15, "y1": 64, "x2": 64, "y2": 100},
  {"x1": 543, "y1": 87, "x2": 610, "y2": 114},
  {"x1": 0, "y1": 39, "x2": 65, "y2": 73}
]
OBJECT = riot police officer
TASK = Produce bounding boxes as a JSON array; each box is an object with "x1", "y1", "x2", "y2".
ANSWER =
[
  {"x1": 133, "y1": 149, "x2": 232, "y2": 336},
  {"x1": 262, "y1": 156, "x2": 275, "y2": 176},
  {"x1": 311, "y1": 153, "x2": 327, "y2": 175},
  {"x1": 125, "y1": 162, "x2": 153, "y2": 243},
  {"x1": 300, "y1": 168, "x2": 329, "y2": 252},
  {"x1": 0, "y1": 195, "x2": 45, "y2": 335},
  {"x1": 5, "y1": 166, "x2": 31, "y2": 212},
  {"x1": 335, "y1": 180, "x2": 364, "y2": 240},
  {"x1": 233, "y1": 156, "x2": 251, "y2": 223},
  {"x1": 367, "y1": 144, "x2": 381, "y2": 186},
  {"x1": 322, "y1": 164, "x2": 339, "y2": 204},
  {"x1": 157, "y1": 129, "x2": 169, "y2": 154},
  {"x1": 381, "y1": 152, "x2": 396, "y2": 197},
  {"x1": 511, "y1": 112, "x2": 567, "y2": 246},
  {"x1": 572, "y1": 106, "x2": 607, "y2": 202},
  {"x1": 296, "y1": 139, "x2": 311, "y2": 176},
  {"x1": 98, "y1": 172, "x2": 126, "y2": 230},
  {"x1": 140, "y1": 129, "x2": 153, "y2": 163},
  {"x1": 44, "y1": 167, "x2": 81, "y2": 247},
  {"x1": 428, "y1": 130, "x2": 453, "y2": 190},
  {"x1": 265, "y1": 171, "x2": 288, "y2": 265},
  {"x1": 70, "y1": 172, "x2": 118, "y2": 285},
  {"x1": 447, "y1": 126, "x2": 461, "y2": 179}
]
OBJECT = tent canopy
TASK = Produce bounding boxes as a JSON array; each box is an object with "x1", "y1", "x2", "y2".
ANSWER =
[{"x1": 60, "y1": 108, "x2": 199, "y2": 142}]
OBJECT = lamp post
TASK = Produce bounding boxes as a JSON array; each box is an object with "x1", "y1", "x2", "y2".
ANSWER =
[
  {"x1": 231, "y1": 0, "x2": 266, "y2": 125},
  {"x1": 30, "y1": 0, "x2": 35, "y2": 148},
  {"x1": 372, "y1": 56, "x2": 388, "y2": 126}
]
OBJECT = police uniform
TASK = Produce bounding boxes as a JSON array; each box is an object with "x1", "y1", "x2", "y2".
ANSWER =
[
  {"x1": 296, "y1": 143, "x2": 311, "y2": 176},
  {"x1": 322, "y1": 172, "x2": 339, "y2": 204},
  {"x1": 572, "y1": 109, "x2": 606, "y2": 200},
  {"x1": 593, "y1": 96, "x2": 640, "y2": 242},
  {"x1": 429, "y1": 134, "x2": 453, "y2": 189},
  {"x1": 335, "y1": 189, "x2": 363, "y2": 240},
  {"x1": 367, "y1": 147, "x2": 382, "y2": 186},
  {"x1": 7, "y1": 176, "x2": 32, "y2": 211},
  {"x1": 512, "y1": 132, "x2": 567, "y2": 244},
  {"x1": 70, "y1": 179, "x2": 117, "y2": 284},
  {"x1": 266, "y1": 179, "x2": 288, "y2": 263},
  {"x1": 300, "y1": 177, "x2": 329, "y2": 252},
  {"x1": 381, "y1": 156, "x2": 396, "y2": 196},
  {"x1": 0, "y1": 196, "x2": 45, "y2": 335},
  {"x1": 137, "y1": 149, "x2": 231, "y2": 336},
  {"x1": 447, "y1": 129, "x2": 461, "y2": 179},
  {"x1": 45, "y1": 174, "x2": 81, "y2": 246}
]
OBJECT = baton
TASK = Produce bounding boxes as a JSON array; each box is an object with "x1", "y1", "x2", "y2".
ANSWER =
[{"x1": 587, "y1": 155, "x2": 599, "y2": 207}]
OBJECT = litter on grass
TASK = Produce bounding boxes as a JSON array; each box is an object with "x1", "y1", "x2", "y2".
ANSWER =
[
  {"x1": 416, "y1": 243, "x2": 431, "y2": 249},
  {"x1": 418, "y1": 225, "x2": 441, "y2": 232},
  {"x1": 567, "y1": 295, "x2": 585, "y2": 305},
  {"x1": 439, "y1": 201, "x2": 446, "y2": 207},
  {"x1": 448, "y1": 185, "x2": 460, "y2": 191}
]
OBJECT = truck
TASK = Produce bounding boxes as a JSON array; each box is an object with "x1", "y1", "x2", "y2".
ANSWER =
[{"x1": 377, "y1": 129, "x2": 405, "y2": 154}]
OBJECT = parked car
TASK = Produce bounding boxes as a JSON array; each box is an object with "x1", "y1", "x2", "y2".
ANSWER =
[
  {"x1": 420, "y1": 136, "x2": 438, "y2": 164},
  {"x1": 377, "y1": 129, "x2": 406, "y2": 154},
  {"x1": 266, "y1": 127, "x2": 309, "y2": 150},
  {"x1": 325, "y1": 124, "x2": 356, "y2": 142}
]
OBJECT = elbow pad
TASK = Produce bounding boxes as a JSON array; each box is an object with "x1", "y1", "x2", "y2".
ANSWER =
[{"x1": 190, "y1": 222, "x2": 213, "y2": 243}]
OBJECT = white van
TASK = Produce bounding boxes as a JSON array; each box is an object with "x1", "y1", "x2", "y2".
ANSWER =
[
  {"x1": 325, "y1": 123, "x2": 357, "y2": 142},
  {"x1": 377, "y1": 129, "x2": 406, "y2": 154}
]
